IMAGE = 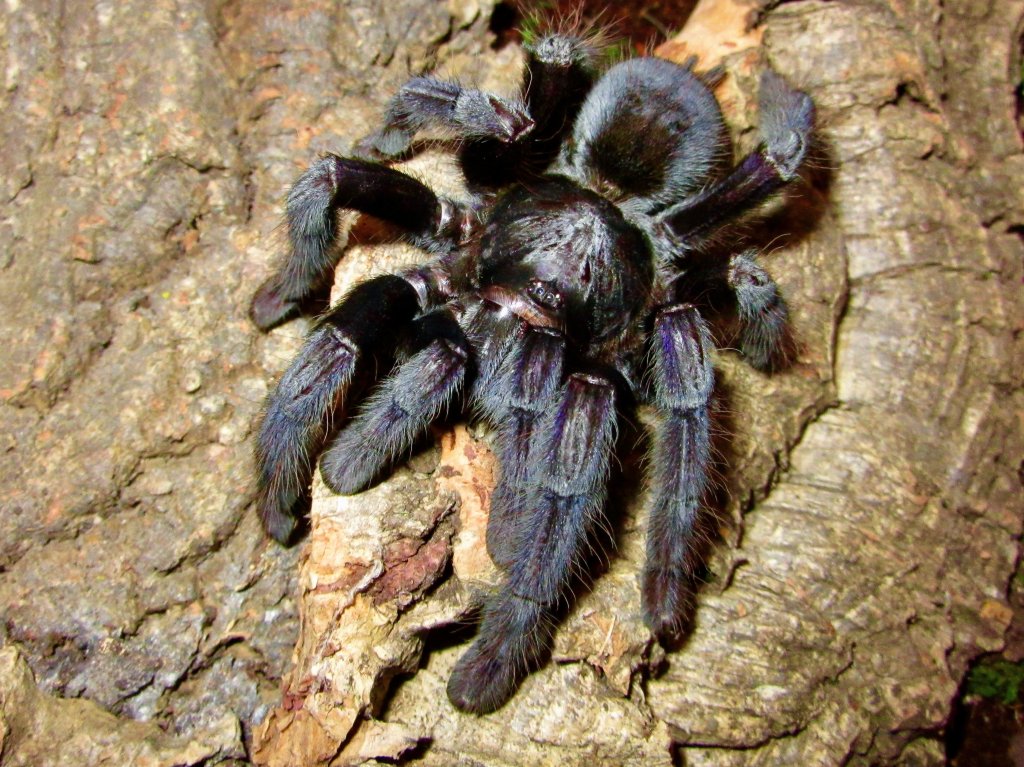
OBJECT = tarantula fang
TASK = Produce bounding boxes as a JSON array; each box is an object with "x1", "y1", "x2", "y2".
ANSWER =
[{"x1": 251, "y1": 31, "x2": 814, "y2": 714}]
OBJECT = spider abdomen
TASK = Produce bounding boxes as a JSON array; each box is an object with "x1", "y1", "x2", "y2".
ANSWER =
[{"x1": 561, "y1": 57, "x2": 728, "y2": 211}]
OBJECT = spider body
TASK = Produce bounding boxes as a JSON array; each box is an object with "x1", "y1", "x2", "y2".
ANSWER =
[{"x1": 251, "y1": 31, "x2": 814, "y2": 714}]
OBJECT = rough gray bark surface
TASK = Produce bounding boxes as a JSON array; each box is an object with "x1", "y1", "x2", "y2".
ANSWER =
[{"x1": 0, "y1": 0, "x2": 1020, "y2": 765}]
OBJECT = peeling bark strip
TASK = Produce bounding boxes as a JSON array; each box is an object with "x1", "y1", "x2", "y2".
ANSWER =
[{"x1": 0, "y1": 0, "x2": 1020, "y2": 765}]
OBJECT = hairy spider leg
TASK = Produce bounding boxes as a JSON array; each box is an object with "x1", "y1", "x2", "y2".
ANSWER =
[
  {"x1": 641, "y1": 304, "x2": 714, "y2": 641},
  {"x1": 457, "y1": 33, "x2": 599, "y2": 186},
  {"x1": 659, "y1": 70, "x2": 815, "y2": 249},
  {"x1": 520, "y1": 34, "x2": 598, "y2": 150},
  {"x1": 250, "y1": 156, "x2": 456, "y2": 331},
  {"x1": 473, "y1": 324, "x2": 567, "y2": 568},
  {"x1": 726, "y1": 250, "x2": 792, "y2": 371},
  {"x1": 365, "y1": 77, "x2": 535, "y2": 159},
  {"x1": 364, "y1": 33, "x2": 598, "y2": 186},
  {"x1": 254, "y1": 275, "x2": 421, "y2": 543},
  {"x1": 447, "y1": 372, "x2": 617, "y2": 714},
  {"x1": 319, "y1": 309, "x2": 469, "y2": 494}
]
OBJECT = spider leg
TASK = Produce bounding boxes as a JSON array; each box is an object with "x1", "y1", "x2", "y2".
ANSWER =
[
  {"x1": 363, "y1": 77, "x2": 535, "y2": 159},
  {"x1": 641, "y1": 304, "x2": 714, "y2": 642},
  {"x1": 319, "y1": 309, "x2": 469, "y2": 494},
  {"x1": 254, "y1": 275, "x2": 421, "y2": 542},
  {"x1": 448, "y1": 372, "x2": 617, "y2": 714},
  {"x1": 727, "y1": 250, "x2": 792, "y2": 371},
  {"x1": 251, "y1": 156, "x2": 463, "y2": 331},
  {"x1": 364, "y1": 34, "x2": 597, "y2": 186},
  {"x1": 659, "y1": 70, "x2": 815, "y2": 248},
  {"x1": 474, "y1": 325, "x2": 566, "y2": 568},
  {"x1": 449, "y1": 33, "x2": 598, "y2": 187},
  {"x1": 521, "y1": 34, "x2": 597, "y2": 144}
]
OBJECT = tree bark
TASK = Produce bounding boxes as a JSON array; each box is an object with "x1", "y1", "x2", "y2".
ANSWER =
[{"x1": 0, "y1": 1, "x2": 1020, "y2": 766}]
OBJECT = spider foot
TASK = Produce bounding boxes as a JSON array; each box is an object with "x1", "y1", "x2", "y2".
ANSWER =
[
  {"x1": 250, "y1": 273, "x2": 328, "y2": 332},
  {"x1": 759, "y1": 70, "x2": 815, "y2": 180},
  {"x1": 447, "y1": 595, "x2": 547, "y2": 714},
  {"x1": 642, "y1": 564, "x2": 698, "y2": 646},
  {"x1": 728, "y1": 250, "x2": 792, "y2": 371}
]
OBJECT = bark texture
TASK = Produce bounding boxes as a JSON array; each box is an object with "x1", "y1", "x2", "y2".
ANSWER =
[{"x1": 0, "y1": 0, "x2": 1021, "y2": 765}]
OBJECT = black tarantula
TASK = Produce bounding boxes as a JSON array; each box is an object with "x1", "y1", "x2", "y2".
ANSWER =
[{"x1": 250, "y1": 29, "x2": 814, "y2": 714}]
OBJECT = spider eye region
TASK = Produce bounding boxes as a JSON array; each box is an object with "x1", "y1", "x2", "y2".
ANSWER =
[{"x1": 527, "y1": 279, "x2": 564, "y2": 311}]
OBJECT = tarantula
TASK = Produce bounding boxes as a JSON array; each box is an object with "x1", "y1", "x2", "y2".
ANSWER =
[{"x1": 250, "y1": 31, "x2": 814, "y2": 714}]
